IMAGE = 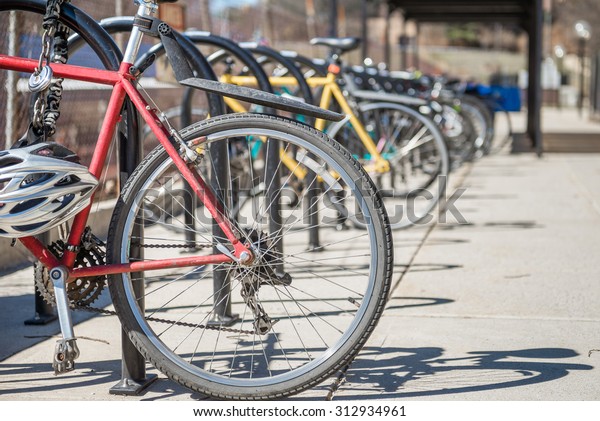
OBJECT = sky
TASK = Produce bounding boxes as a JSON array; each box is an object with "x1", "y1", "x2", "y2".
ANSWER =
[{"x1": 211, "y1": 0, "x2": 259, "y2": 14}]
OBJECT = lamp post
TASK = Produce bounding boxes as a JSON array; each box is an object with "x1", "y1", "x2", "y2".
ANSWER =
[
  {"x1": 574, "y1": 20, "x2": 591, "y2": 116},
  {"x1": 554, "y1": 44, "x2": 565, "y2": 76},
  {"x1": 554, "y1": 44, "x2": 565, "y2": 109},
  {"x1": 329, "y1": 0, "x2": 338, "y2": 38}
]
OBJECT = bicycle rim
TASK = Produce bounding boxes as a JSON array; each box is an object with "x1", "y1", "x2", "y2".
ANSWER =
[
  {"x1": 107, "y1": 114, "x2": 392, "y2": 399},
  {"x1": 330, "y1": 102, "x2": 449, "y2": 229}
]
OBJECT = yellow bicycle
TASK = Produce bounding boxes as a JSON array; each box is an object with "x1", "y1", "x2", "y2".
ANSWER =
[{"x1": 220, "y1": 38, "x2": 449, "y2": 229}]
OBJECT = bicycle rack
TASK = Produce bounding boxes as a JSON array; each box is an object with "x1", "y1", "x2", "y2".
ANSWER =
[
  {"x1": 180, "y1": 33, "x2": 287, "y2": 269},
  {"x1": 24, "y1": 228, "x2": 57, "y2": 326},
  {"x1": 239, "y1": 43, "x2": 322, "y2": 251},
  {"x1": 63, "y1": 10, "x2": 159, "y2": 395},
  {"x1": 88, "y1": 16, "x2": 231, "y2": 394}
]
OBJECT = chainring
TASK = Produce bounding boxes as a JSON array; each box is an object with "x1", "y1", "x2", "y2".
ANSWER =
[{"x1": 34, "y1": 239, "x2": 106, "y2": 307}]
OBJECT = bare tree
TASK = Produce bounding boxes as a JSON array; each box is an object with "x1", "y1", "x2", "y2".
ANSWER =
[
  {"x1": 261, "y1": 0, "x2": 275, "y2": 42},
  {"x1": 198, "y1": 0, "x2": 212, "y2": 32}
]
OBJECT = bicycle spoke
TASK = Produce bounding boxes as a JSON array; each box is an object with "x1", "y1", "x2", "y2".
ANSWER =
[{"x1": 108, "y1": 114, "x2": 390, "y2": 399}]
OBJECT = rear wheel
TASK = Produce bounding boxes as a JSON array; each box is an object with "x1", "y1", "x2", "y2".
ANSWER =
[
  {"x1": 328, "y1": 102, "x2": 449, "y2": 229},
  {"x1": 460, "y1": 95, "x2": 494, "y2": 155},
  {"x1": 107, "y1": 113, "x2": 393, "y2": 400},
  {"x1": 437, "y1": 104, "x2": 477, "y2": 168}
]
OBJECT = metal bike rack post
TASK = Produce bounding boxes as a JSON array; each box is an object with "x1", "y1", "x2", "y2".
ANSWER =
[
  {"x1": 90, "y1": 18, "x2": 229, "y2": 392},
  {"x1": 24, "y1": 232, "x2": 57, "y2": 325},
  {"x1": 0, "y1": 0, "x2": 157, "y2": 395},
  {"x1": 99, "y1": 18, "x2": 240, "y2": 328},
  {"x1": 67, "y1": 15, "x2": 159, "y2": 395},
  {"x1": 109, "y1": 99, "x2": 159, "y2": 395},
  {"x1": 243, "y1": 44, "x2": 321, "y2": 251},
  {"x1": 24, "y1": 288, "x2": 57, "y2": 325}
]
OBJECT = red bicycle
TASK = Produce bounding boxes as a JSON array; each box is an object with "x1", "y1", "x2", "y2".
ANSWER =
[{"x1": 0, "y1": 0, "x2": 392, "y2": 399}]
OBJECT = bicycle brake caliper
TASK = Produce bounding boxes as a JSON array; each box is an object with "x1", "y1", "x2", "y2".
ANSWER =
[
  {"x1": 49, "y1": 266, "x2": 80, "y2": 374},
  {"x1": 161, "y1": 113, "x2": 205, "y2": 165}
]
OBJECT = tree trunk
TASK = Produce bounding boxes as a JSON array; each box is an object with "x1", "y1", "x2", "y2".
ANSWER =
[
  {"x1": 199, "y1": 0, "x2": 212, "y2": 32},
  {"x1": 261, "y1": 0, "x2": 275, "y2": 43}
]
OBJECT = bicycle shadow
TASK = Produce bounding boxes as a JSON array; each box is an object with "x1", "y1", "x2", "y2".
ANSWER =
[
  {"x1": 0, "y1": 357, "x2": 209, "y2": 400},
  {"x1": 327, "y1": 346, "x2": 593, "y2": 400},
  {"x1": 438, "y1": 220, "x2": 543, "y2": 231},
  {"x1": 0, "y1": 358, "x2": 121, "y2": 397},
  {"x1": 0, "y1": 291, "x2": 113, "y2": 362}
]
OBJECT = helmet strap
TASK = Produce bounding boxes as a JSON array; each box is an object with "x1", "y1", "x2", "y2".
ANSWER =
[{"x1": 10, "y1": 124, "x2": 46, "y2": 150}]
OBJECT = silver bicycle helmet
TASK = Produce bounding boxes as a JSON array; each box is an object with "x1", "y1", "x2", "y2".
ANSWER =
[{"x1": 0, "y1": 143, "x2": 98, "y2": 238}]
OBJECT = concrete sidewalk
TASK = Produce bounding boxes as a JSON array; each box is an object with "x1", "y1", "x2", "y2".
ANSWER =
[{"x1": 0, "y1": 147, "x2": 599, "y2": 400}]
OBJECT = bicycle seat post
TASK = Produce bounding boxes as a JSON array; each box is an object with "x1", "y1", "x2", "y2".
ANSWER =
[{"x1": 123, "y1": 0, "x2": 158, "y2": 66}]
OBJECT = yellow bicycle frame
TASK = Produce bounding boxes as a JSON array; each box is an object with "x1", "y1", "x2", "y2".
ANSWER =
[{"x1": 221, "y1": 72, "x2": 390, "y2": 174}]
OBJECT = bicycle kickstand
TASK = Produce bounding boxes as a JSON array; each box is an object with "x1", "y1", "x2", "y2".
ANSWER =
[{"x1": 49, "y1": 266, "x2": 80, "y2": 374}]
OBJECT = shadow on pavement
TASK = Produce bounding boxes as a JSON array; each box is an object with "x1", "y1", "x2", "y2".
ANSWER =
[
  {"x1": 332, "y1": 347, "x2": 593, "y2": 399},
  {"x1": 384, "y1": 296, "x2": 454, "y2": 311},
  {"x1": 392, "y1": 238, "x2": 470, "y2": 248},
  {"x1": 0, "y1": 359, "x2": 121, "y2": 397},
  {"x1": 439, "y1": 220, "x2": 543, "y2": 231}
]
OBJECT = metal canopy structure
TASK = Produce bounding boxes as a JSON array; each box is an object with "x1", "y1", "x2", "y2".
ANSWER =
[
  {"x1": 369, "y1": 0, "x2": 543, "y2": 155},
  {"x1": 386, "y1": 0, "x2": 531, "y2": 24}
]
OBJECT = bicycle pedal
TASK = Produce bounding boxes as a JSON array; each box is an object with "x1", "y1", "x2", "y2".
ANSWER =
[{"x1": 52, "y1": 338, "x2": 80, "y2": 375}]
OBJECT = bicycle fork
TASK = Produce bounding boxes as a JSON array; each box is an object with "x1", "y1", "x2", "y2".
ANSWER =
[{"x1": 49, "y1": 266, "x2": 80, "y2": 374}]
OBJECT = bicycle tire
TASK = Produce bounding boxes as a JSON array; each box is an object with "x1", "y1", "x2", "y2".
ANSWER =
[
  {"x1": 107, "y1": 113, "x2": 393, "y2": 400},
  {"x1": 437, "y1": 104, "x2": 476, "y2": 168},
  {"x1": 459, "y1": 100, "x2": 489, "y2": 160},
  {"x1": 327, "y1": 102, "x2": 449, "y2": 230},
  {"x1": 460, "y1": 94, "x2": 495, "y2": 155}
]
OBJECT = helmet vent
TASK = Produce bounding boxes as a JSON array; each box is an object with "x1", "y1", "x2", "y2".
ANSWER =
[
  {"x1": 0, "y1": 157, "x2": 23, "y2": 169},
  {"x1": 55, "y1": 174, "x2": 81, "y2": 186},
  {"x1": 10, "y1": 198, "x2": 46, "y2": 215},
  {"x1": 51, "y1": 193, "x2": 75, "y2": 212},
  {"x1": 21, "y1": 172, "x2": 54, "y2": 188},
  {"x1": 13, "y1": 221, "x2": 46, "y2": 233}
]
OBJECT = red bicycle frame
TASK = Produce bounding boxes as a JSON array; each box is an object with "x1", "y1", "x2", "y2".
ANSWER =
[{"x1": 0, "y1": 54, "x2": 252, "y2": 281}]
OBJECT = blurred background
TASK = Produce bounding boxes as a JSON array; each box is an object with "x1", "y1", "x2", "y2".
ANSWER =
[{"x1": 1, "y1": 0, "x2": 599, "y2": 164}]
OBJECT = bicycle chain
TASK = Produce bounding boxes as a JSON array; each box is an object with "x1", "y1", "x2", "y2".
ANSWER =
[
  {"x1": 74, "y1": 304, "x2": 256, "y2": 335},
  {"x1": 137, "y1": 242, "x2": 213, "y2": 250},
  {"x1": 74, "y1": 241, "x2": 251, "y2": 333}
]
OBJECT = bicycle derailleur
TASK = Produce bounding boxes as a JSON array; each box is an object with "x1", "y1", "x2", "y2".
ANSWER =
[{"x1": 235, "y1": 230, "x2": 292, "y2": 335}]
